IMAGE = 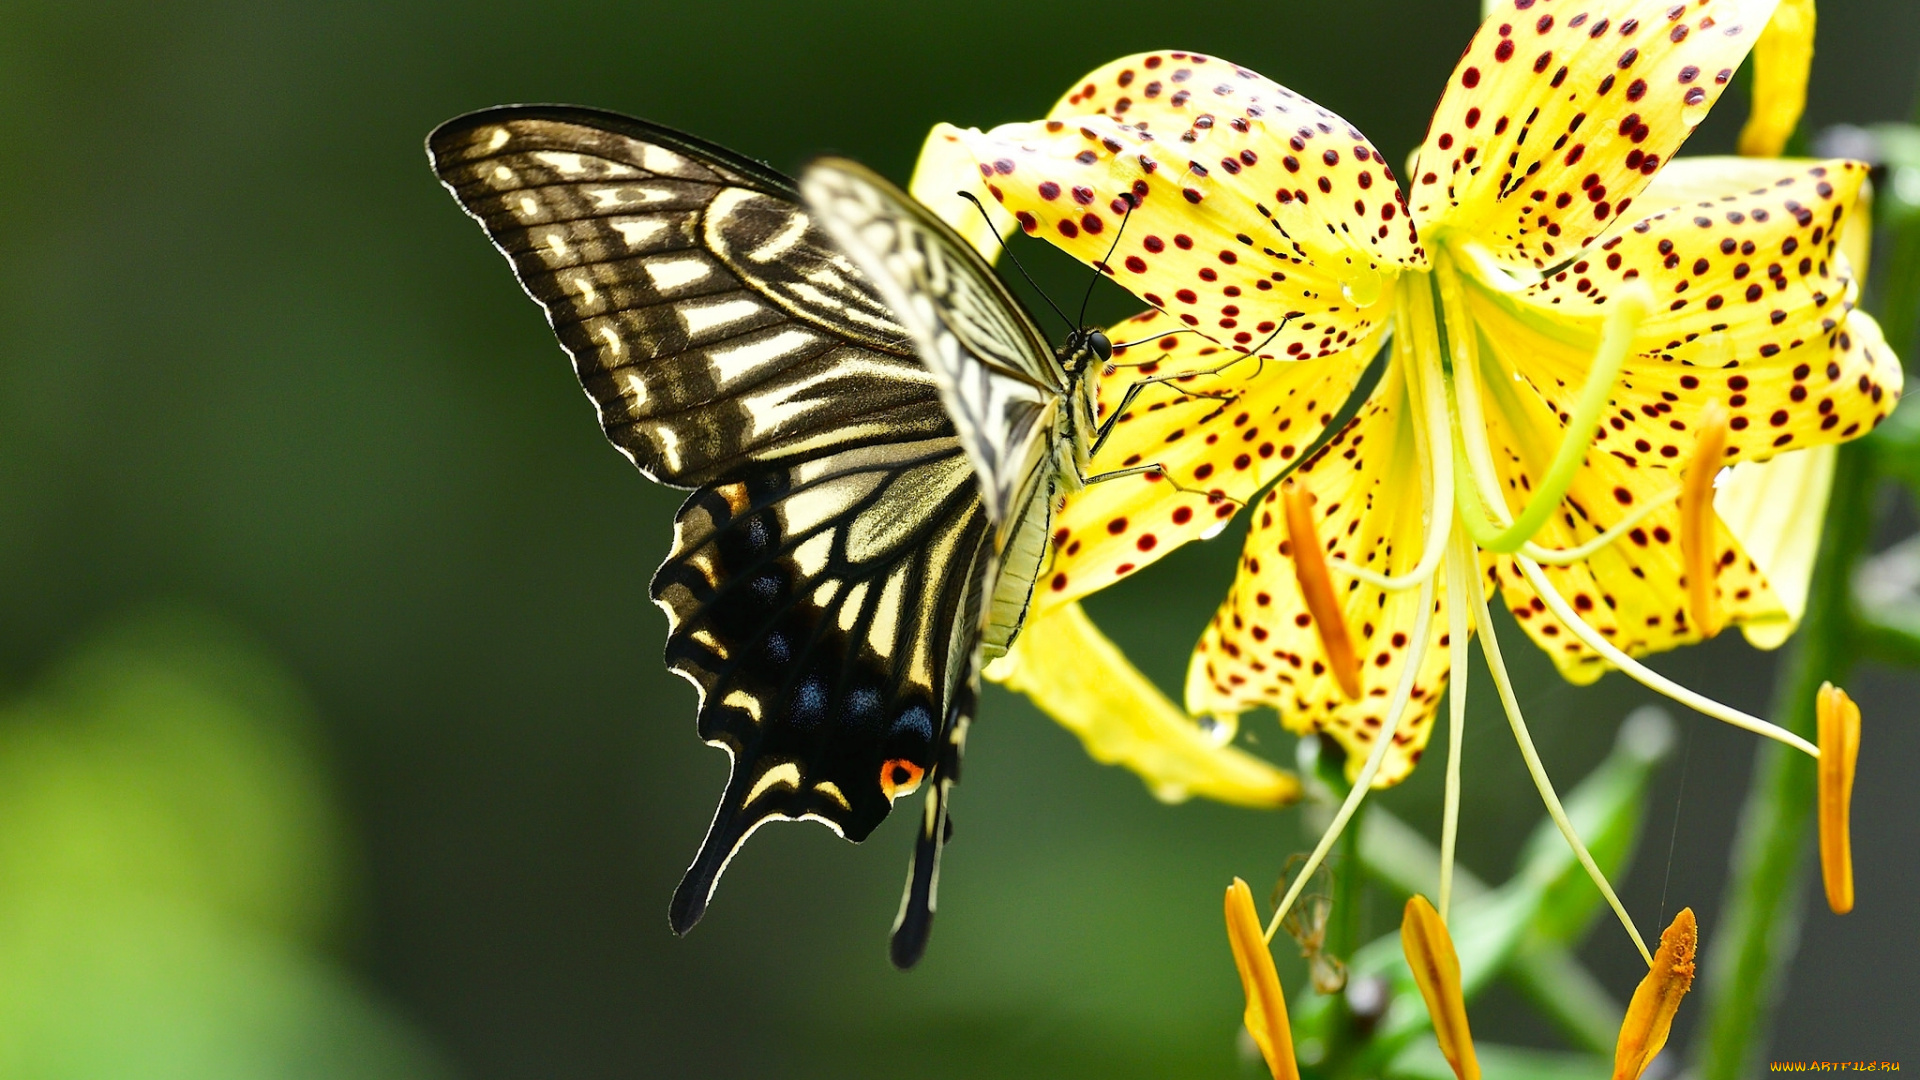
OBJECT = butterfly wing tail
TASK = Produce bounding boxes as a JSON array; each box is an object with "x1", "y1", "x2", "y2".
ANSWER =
[
  {"x1": 670, "y1": 760, "x2": 798, "y2": 936},
  {"x1": 888, "y1": 681, "x2": 974, "y2": 969},
  {"x1": 888, "y1": 776, "x2": 952, "y2": 969}
]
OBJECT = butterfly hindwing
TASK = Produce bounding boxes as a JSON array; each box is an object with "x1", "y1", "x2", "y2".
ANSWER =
[
  {"x1": 428, "y1": 107, "x2": 953, "y2": 489},
  {"x1": 801, "y1": 159, "x2": 1065, "y2": 527},
  {"x1": 654, "y1": 435, "x2": 994, "y2": 934}
]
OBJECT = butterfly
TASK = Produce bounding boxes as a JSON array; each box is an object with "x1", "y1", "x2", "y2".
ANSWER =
[{"x1": 428, "y1": 105, "x2": 1161, "y2": 967}]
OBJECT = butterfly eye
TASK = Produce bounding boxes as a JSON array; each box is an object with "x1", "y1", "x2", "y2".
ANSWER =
[
  {"x1": 879, "y1": 758, "x2": 927, "y2": 802},
  {"x1": 1088, "y1": 330, "x2": 1113, "y2": 362}
]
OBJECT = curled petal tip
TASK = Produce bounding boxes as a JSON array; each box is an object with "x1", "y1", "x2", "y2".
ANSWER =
[
  {"x1": 1400, "y1": 895, "x2": 1480, "y2": 1080},
  {"x1": 1817, "y1": 682, "x2": 1860, "y2": 915},
  {"x1": 1281, "y1": 480, "x2": 1362, "y2": 701},
  {"x1": 1614, "y1": 908, "x2": 1698, "y2": 1080},
  {"x1": 1225, "y1": 878, "x2": 1300, "y2": 1080}
]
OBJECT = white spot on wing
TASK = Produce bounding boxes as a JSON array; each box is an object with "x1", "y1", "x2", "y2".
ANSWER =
[
  {"x1": 654, "y1": 424, "x2": 683, "y2": 471},
  {"x1": 706, "y1": 327, "x2": 817, "y2": 383},
  {"x1": 641, "y1": 144, "x2": 692, "y2": 177},
  {"x1": 838, "y1": 582, "x2": 869, "y2": 633},
  {"x1": 612, "y1": 217, "x2": 670, "y2": 248},
  {"x1": 788, "y1": 530, "x2": 833, "y2": 577},
  {"x1": 569, "y1": 273, "x2": 598, "y2": 308},
  {"x1": 644, "y1": 256, "x2": 712, "y2": 293},
  {"x1": 868, "y1": 568, "x2": 907, "y2": 659},
  {"x1": 679, "y1": 296, "x2": 765, "y2": 340},
  {"x1": 483, "y1": 126, "x2": 511, "y2": 152}
]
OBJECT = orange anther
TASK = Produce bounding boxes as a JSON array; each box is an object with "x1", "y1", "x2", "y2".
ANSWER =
[
  {"x1": 1282, "y1": 479, "x2": 1362, "y2": 700},
  {"x1": 1613, "y1": 908, "x2": 1698, "y2": 1080},
  {"x1": 1817, "y1": 682, "x2": 1861, "y2": 914},
  {"x1": 1225, "y1": 878, "x2": 1300, "y2": 1080},
  {"x1": 1680, "y1": 401, "x2": 1731, "y2": 640},
  {"x1": 1400, "y1": 895, "x2": 1480, "y2": 1080}
]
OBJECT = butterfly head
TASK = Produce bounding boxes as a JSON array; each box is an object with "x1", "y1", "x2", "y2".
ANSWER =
[{"x1": 1059, "y1": 327, "x2": 1112, "y2": 377}]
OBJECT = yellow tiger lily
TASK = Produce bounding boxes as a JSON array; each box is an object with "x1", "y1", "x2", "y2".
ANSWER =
[{"x1": 914, "y1": 0, "x2": 1892, "y2": 957}]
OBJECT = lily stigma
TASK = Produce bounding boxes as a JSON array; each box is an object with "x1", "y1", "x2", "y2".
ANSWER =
[{"x1": 910, "y1": 0, "x2": 1896, "y2": 966}]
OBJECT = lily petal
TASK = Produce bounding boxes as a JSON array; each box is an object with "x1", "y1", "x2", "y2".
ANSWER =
[
  {"x1": 1737, "y1": 0, "x2": 1816, "y2": 158},
  {"x1": 1225, "y1": 878, "x2": 1300, "y2": 1080},
  {"x1": 1613, "y1": 908, "x2": 1699, "y2": 1080},
  {"x1": 1411, "y1": 0, "x2": 1779, "y2": 269},
  {"x1": 1035, "y1": 310, "x2": 1375, "y2": 610},
  {"x1": 1458, "y1": 164, "x2": 1900, "y2": 478},
  {"x1": 1186, "y1": 366, "x2": 1452, "y2": 786},
  {"x1": 1713, "y1": 441, "x2": 1836, "y2": 648},
  {"x1": 1499, "y1": 159, "x2": 1886, "y2": 442},
  {"x1": 923, "y1": 55, "x2": 1419, "y2": 363},
  {"x1": 910, "y1": 122, "x2": 1016, "y2": 260},
  {"x1": 985, "y1": 602, "x2": 1301, "y2": 808}
]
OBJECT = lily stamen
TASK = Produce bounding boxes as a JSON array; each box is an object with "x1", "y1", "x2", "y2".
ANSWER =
[
  {"x1": 1681, "y1": 401, "x2": 1733, "y2": 639},
  {"x1": 1400, "y1": 894, "x2": 1481, "y2": 1080},
  {"x1": 1225, "y1": 877, "x2": 1300, "y2": 1080},
  {"x1": 1467, "y1": 537, "x2": 1653, "y2": 964},
  {"x1": 1614, "y1": 909, "x2": 1700, "y2": 1080},
  {"x1": 1282, "y1": 478, "x2": 1363, "y2": 701},
  {"x1": 1514, "y1": 556, "x2": 1820, "y2": 759},
  {"x1": 1438, "y1": 551, "x2": 1472, "y2": 921},
  {"x1": 1816, "y1": 682, "x2": 1860, "y2": 915},
  {"x1": 1267, "y1": 571, "x2": 1437, "y2": 941}
]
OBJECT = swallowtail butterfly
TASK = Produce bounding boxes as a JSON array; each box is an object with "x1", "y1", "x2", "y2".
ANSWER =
[{"x1": 428, "y1": 106, "x2": 1137, "y2": 967}]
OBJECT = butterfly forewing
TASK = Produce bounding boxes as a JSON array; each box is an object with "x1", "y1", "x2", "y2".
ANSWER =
[
  {"x1": 429, "y1": 107, "x2": 951, "y2": 488},
  {"x1": 801, "y1": 159, "x2": 1065, "y2": 527},
  {"x1": 429, "y1": 107, "x2": 1003, "y2": 963}
]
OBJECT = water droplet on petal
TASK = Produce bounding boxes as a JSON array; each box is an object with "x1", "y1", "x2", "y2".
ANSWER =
[
  {"x1": 1198, "y1": 711, "x2": 1239, "y2": 746},
  {"x1": 1339, "y1": 265, "x2": 1383, "y2": 308}
]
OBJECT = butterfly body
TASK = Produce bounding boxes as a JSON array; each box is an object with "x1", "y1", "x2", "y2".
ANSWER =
[{"x1": 429, "y1": 107, "x2": 1113, "y2": 968}]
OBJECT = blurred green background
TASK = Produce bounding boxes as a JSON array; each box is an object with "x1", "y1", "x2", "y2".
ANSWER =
[{"x1": 0, "y1": 2, "x2": 1915, "y2": 1076}]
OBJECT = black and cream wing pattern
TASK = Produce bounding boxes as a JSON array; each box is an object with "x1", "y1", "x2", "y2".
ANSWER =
[
  {"x1": 801, "y1": 159, "x2": 1062, "y2": 529},
  {"x1": 427, "y1": 106, "x2": 990, "y2": 966}
]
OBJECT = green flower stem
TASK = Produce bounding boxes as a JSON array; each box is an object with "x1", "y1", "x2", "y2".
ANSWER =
[
  {"x1": 1690, "y1": 435, "x2": 1875, "y2": 1080},
  {"x1": 1858, "y1": 610, "x2": 1920, "y2": 667}
]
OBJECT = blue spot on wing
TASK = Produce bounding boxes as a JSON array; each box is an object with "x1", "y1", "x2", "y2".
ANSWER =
[
  {"x1": 893, "y1": 705, "x2": 933, "y2": 741},
  {"x1": 793, "y1": 675, "x2": 827, "y2": 727},
  {"x1": 846, "y1": 686, "x2": 883, "y2": 732}
]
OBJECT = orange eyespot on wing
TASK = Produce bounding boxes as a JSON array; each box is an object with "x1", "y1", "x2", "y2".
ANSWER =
[{"x1": 881, "y1": 759, "x2": 927, "y2": 802}]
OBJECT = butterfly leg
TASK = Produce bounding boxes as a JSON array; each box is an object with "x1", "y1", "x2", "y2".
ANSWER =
[
  {"x1": 1090, "y1": 377, "x2": 1241, "y2": 459},
  {"x1": 889, "y1": 705, "x2": 972, "y2": 968},
  {"x1": 1079, "y1": 462, "x2": 1251, "y2": 508}
]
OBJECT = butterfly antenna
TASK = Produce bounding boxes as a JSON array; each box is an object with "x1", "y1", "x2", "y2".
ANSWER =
[
  {"x1": 1078, "y1": 193, "x2": 1136, "y2": 329},
  {"x1": 956, "y1": 191, "x2": 1074, "y2": 332},
  {"x1": 1105, "y1": 322, "x2": 1190, "y2": 349}
]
